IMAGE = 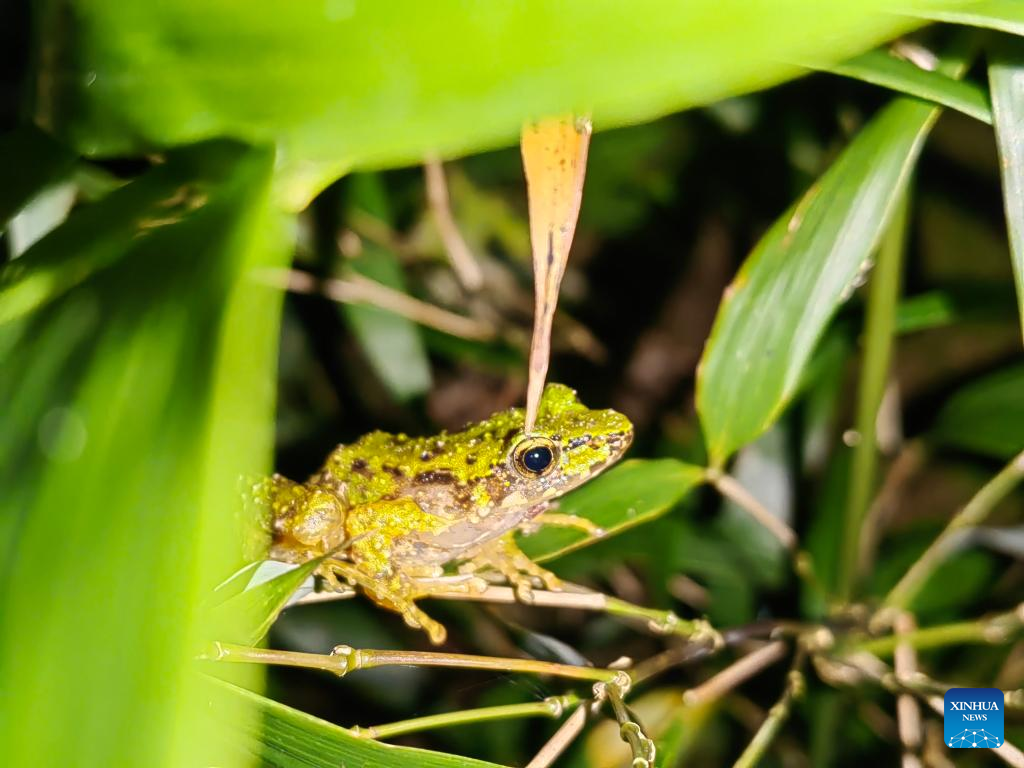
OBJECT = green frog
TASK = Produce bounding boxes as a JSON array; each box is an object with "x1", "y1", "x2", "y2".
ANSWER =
[{"x1": 259, "y1": 383, "x2": 633, "y2": 644}]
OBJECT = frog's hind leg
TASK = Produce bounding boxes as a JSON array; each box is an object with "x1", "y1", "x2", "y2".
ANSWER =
[
  {"x1": 459, "y1": 532, "x2": 561, "y2": 601},
  {"x1": 321, "y1": 558, "x2": 448, "y2": 645}
]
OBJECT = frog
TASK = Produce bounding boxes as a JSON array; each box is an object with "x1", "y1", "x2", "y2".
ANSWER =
[{"x1": 257, "y1": 383, "x2": 633, "y2": 644}]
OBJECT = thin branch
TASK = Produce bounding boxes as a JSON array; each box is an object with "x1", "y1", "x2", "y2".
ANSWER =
[
  {"x1": 605, "y1": 681, "x2": 657, "y2": 767},
  {"x1": 853, "y1": 605, "x2": 1024, "y2": 657},
  {"x1": 525, "y1": 704, "x2": 588, "y2": 768},
  {"x1": 208, "y1": 641, "x2": 626, "y2": 685},
  {"x1": 893, "y1": 613, "x2": 923, "y2": 768},
  {"x1": 884, "y1": 450, "x2": 1024, "y2": 609},
  {"x1": 351, "y1": 694, "x2": 579, "y2": 740},
  {"x1": 262, "y1": 267, "x2": 497, "y2": 341},
  {"x1": 706, "y1": 469, "x2": 797, "y2": 551},
  {"x1": 424, "y1": 157, "x2": 484, "y2": 291},
  {"x1": 732, "y1": 649, "x2": 806, "y2": 768},
  {"x1": 683, "y1": 641, "x2": 789, "y2": 706}
]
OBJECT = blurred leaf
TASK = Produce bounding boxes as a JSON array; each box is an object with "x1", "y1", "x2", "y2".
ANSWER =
[
  {"x1": 697, "y1": 95, "x2": 946, "y2": 464},
  {"x1": 342, "y1": 175, "x2": 432, "y2": 401},
  {"x1": 216, "y1": 680, "x2": 506, "y2": 768},
  {"x1": 826, "y1": 48, "x2": 992, "y2": 123},
  {"x1": 518, "y1": 459, "x2": 705, "y2": 563},
  {"x1": 913, "y1": 1, "x2": 1024, "y2": 35},
  {"x1": 872, "y1": 539, "x2": 995, "y2": 619},
  {"x1": 0, "y1": 125, "x2": 77, "y2": 229},
  {"x1": 210, "y1": 558, "x2": 324, "y2": 646},
  {"x1": 990, "y1": 40, "x2": 1024, "y2": 341},
  {"x1": 40, "y1": 1, "x2": 952, "y2": 206},
  {"x1": 7, "y1": 181, "x2": 78, "y2": 258},
  {"x1": 895, "y1": 287, "x2": 1019, "y2": 332},
  {"x1": 932, "y1": 364, "x2": 1024, "y2": 459},
  {"x1": 0, "y1": 141, "x2": 289, "y2": 767}
]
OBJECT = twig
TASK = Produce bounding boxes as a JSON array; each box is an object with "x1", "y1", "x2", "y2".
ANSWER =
[
  {"x1": 291, "y1": 580, "x2": 721, "y2": 644},
  {"x1": 884, "y1": 450, "x2": 1024, "y2": 609},
  {"x1": 525, "y1": 703, "x2": 588, "y2": 768},
  {"x1": 351, "y1": 694, "x2": 579, "y2": 740},
  {"x1": 683, "y1": 641, "x2": 788, "y2": 706},
  {"x1": 706, "y1": 469, "x2": 797, "y2": 551},
  {"x1": 893, "y1": 613, "x2": 923, "y2": 768},
  {"x1": 605, "y1": 680, "x2": 656, "y2": 767},
  {"x1": 732, "y1": 649, "x2": 806, "y2": 768},
  {"x1": 209, "y1": 642, "x2": 627, "y2": 685},
  {"x1": 424, "y1": 156, "x2": 484, "y2": 290},
  {"x1": 857, "y1": 441, "x2": 928, "y2": 578},
  {"x1": 839, "y1": 192, "x2": 908, "y2": 601},
  {"x1": 853, "y1": 605, "x2": 1024, "y2": 657},
  {"x1": 264, "y1": 267, "x2": 497, "y2": 341}
]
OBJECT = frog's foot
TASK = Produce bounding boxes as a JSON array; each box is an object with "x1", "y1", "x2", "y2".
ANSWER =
[
  {"x1": 321, "y1": 559, "x2": 448, "y2": 645},
  {"x1": 459, "y1": 534, "x2": 561, "y2": 602},
  {"x1": 521, "y1": 512, "x2": 606, "y2": 538}
]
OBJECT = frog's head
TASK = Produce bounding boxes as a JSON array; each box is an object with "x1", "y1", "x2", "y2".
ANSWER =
[{"x1": 499, "y1": 383, "x2": 633, "y2": 508}]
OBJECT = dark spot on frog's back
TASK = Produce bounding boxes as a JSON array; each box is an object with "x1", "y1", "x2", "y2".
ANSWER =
[
  {"x1": 415, "y1": 469, "x2": 456, "y2": 485},
  {"x1": 350, "y1": 458, "x2": 371, "y2": 476},
  {"x1": 383, "y1": 465, "x2": 404, "y2": 478}
]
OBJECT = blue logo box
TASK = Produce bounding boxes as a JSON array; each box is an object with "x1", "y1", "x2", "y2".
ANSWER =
[{"x1": 944, "y1": 688, "x2": 1004, "y2": 749}]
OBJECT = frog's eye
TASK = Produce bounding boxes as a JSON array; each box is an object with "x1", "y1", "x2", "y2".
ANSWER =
[{"x1": 512, "y1": 436, "x2": 559, "y2": 477}]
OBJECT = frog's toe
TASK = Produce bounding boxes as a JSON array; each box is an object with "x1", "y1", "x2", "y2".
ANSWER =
[{"x1": 513, "y1": 577, "x2": 536, "y2": 603}]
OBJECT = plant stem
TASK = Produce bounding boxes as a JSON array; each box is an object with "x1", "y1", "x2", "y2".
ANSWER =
[
  {"x1": 351, "y1": 694, "x2": 580, "y2": 740},
  {"x1": 605, "y1": 681, "x2": 657, "y2": 767},
  {"x1": 525, "y1": 704, "x2": 588, "y2": 768},
  {"x1": 707, "y1": 469, "x2": 797, "y2": 550},
  {"x1": 850, "y1": 605, "x2": 1024, "y2": 657},
  {"x1": 732, "y1": 650, "x2": 806, "y2": 768},
  {"x1": 209, "y1": 642, "x2": 625, "y2": 684},
  {"x1": 884, "y1": 450, "x2": 1024, "y2": 609},
  {"x1": 838, "y1": 191, "x2": 908, "y2": 601},
  {"x1": 683, "y1": 641, "x2": 788, "y2": 706}
]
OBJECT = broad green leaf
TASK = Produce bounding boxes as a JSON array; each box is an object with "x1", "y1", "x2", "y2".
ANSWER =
[
  {"x1": 518, "y1": 459, "x2": 705, "y2": 562},
  {"x1": 911, "y1": 0, "x2": 1024, "y2": 35},
  {"x1": 0, "y1": 141, "x2": 290, "y2": 768},
  {"x1": 932, "y1": 364, "x2": 1024, "y2": 459},
  {"x1": 0, "y1": 126, "x2": 77, "y2": 229},
  {"x1": 214, "y1": 680, "x2": 507, "y2": 768},
  {"x1": 990, "y1": 41, "x2": 1024, "y2": 342},
  {"x1": 825, "y1": 48, "x2": 992, "y2": 124},
  {"x1": 696, "y1": 97, "x2": 944, "y2": 464},
  {"x1": 38, "y1": 1, "x2": 963, "y2": 207}
]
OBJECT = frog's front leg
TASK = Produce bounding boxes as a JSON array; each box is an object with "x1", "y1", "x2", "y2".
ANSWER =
[{"x1": 459, "y1": 532, "x2": 561, "y2": 601}]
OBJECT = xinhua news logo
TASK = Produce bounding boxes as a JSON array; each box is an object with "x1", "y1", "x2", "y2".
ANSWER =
[{"x1": 944, "y1": 688, "x2": 1004, "y2": 749}]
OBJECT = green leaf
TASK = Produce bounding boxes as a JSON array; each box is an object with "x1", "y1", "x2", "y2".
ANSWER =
[
  {"x1": 39, "y1": 1, "x2": 952, "y2": 207},
  {"x1": 931, "y1": 364, "x2": 1024, "y2": 459},
  {"x1": 911, "y1": 0, "x2": 1024, "y2": 36},
  {"x1": 0, "y1": 141, "x2": 290, "y2": 767},
  {"x1": 214, "y1": 680, "x2": 507, "y2": 768},
  {"x1": 209, "y1": 559, "x2": 324, "y2": 646},
  {"x1": 990, "y1": 40, "x2": 1024, "y2": 342},
  {"x1": 518, "y1": 459, "x2": 705, "y2": 563},
  {"x1": 825, "y1": 48, "x2": 992, "y2": 124},
  {"x1": 696, "y1": 96, "x2": 943, "y2": 464},
  {"x1": 0, "y1": 126, "x2": 77, "y2": 229}
]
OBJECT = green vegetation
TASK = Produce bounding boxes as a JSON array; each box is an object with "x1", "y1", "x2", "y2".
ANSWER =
[{"x1": 3, "y1": 2, "x2": 1024, "y2": 766}]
